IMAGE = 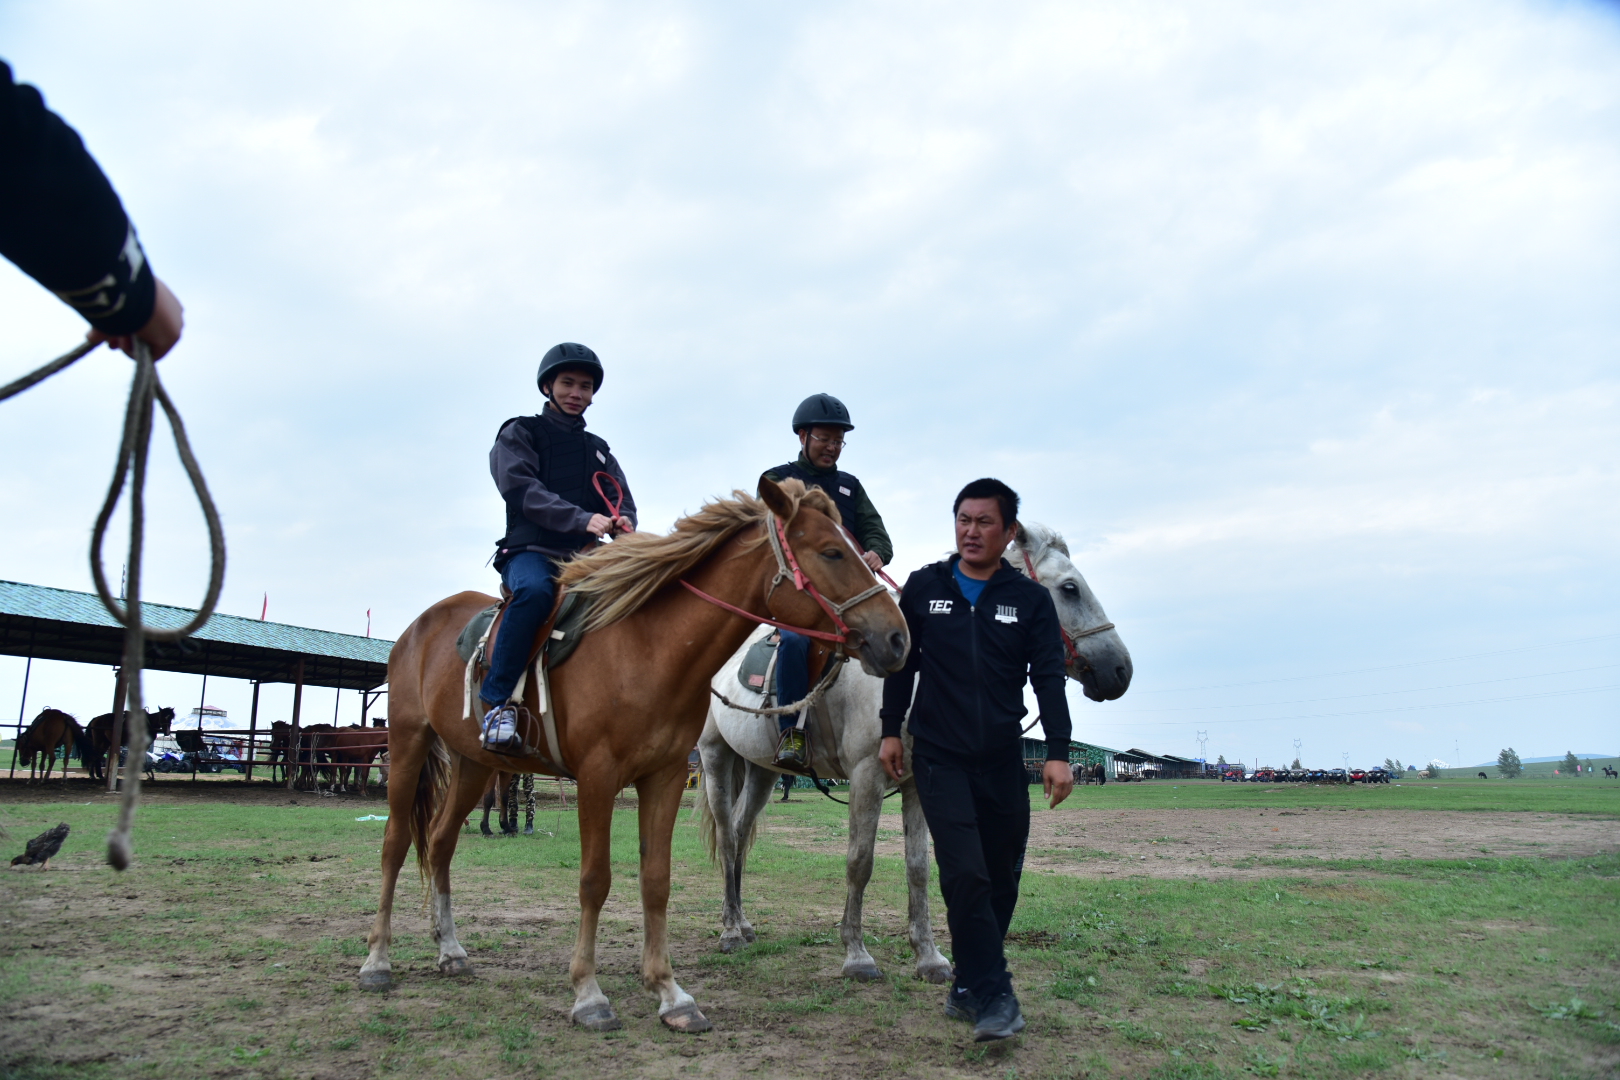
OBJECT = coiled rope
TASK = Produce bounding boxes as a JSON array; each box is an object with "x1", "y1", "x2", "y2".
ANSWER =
[{"x1": 1, "y1": 339, "x2": 226, "y2": 870}]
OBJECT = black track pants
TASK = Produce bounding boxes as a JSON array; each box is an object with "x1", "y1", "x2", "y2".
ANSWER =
[{"x1": 913, "y1": 751, "x2": 1030, "y2": 1002}]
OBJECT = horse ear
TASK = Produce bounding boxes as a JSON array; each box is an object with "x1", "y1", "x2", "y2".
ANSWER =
[
  {"x1": 1015, "y1": 522, "x2": 1030, "y2": 548},
  {"x1": 757, "y1": 474, "x2": 795, "y2": 520}
]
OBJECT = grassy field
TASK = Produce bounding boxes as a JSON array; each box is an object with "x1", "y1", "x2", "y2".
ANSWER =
[
  {"x1": 1, "y1": 777, "x2": 1616, "y2": 1080},
  {"x1": 1433, "y1": 758, "x2": 1620, "y2": 782}
]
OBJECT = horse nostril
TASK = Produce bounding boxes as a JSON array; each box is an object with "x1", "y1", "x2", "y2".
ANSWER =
[
  {"x1": 1115, "y1": 666, "x2": 1129, "y2": 684},
  {"x1": 887, "y1": 631, "x2": 906, "y2": 658}
]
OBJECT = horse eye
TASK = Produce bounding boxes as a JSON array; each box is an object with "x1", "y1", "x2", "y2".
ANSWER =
[
  {"x1": 1061, "y1": 582, "x2": 1080, "y2": 594},
  {"x1": 822, "y1": 549, "x2": 844, "y2": 560}
]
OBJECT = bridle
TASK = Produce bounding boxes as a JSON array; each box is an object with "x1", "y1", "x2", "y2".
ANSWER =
[
  {"x1": 1018, "y1": 547, "x2": 1115, "y2": 669},
  {"x1": 681, "y1": 511, "x2": 891, "y2": 646}
]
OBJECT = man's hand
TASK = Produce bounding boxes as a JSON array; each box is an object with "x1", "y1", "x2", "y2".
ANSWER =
[
  {"x1": 1042, "y1": 759, "x2": 1074, "y2": 809},
  {"x1": 612, "y1": 516, "x2": 634, "y2": 535},
  {"x1": 88, "y1": 278, "x2": 183, "y2": 360},
  {"x1": 862, "y1": 550, "x2": 885, "y2": 572},
  {"x1": 879, "y1": 736, "x2": 905, "y2": 782},
  {"x1": 586, "y1": 514, "x2": 615, "y2": 538}
]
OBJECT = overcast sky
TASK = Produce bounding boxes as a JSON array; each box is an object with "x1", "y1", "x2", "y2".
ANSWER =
[{"x1": 2, "y1": 0, "x2": 1616, "y2": 769}]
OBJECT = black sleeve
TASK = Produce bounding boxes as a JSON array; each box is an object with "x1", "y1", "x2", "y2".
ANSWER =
[
  {"x1": 879, "y1": 575, "x2": 924, "y2": 739},
  {"x1": 1026, "y1": 588, "x2": 1072, "y2": 758},
  {"x1": 0, "y1": 60, "x2": 155, "y2": 334}
]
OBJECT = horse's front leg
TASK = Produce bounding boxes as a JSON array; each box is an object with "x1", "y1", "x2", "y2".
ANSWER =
[
  {"x1": 570, "y1": 774, "x2": 621, "y2": 1031},
  {"x1": 636, "y1": 760, "x2": 712, "y2": 1033},
  {"x1": 425, "y1": 754, "x2": 495, "y2": 977},
  {"x1": 900, "y1": 772, "x2": 952, "y2": 983},
  {"x1": 840, "y1": 755, "x2": 888, "y2": 981}
]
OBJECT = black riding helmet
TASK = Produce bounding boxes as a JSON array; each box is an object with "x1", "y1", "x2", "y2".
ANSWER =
[
  {"x1": 537, "y1": 342, "x2": 604, "y2": 396},
  {"x1": 791, "y1": 392, "x2": 854, "y2": 433}
]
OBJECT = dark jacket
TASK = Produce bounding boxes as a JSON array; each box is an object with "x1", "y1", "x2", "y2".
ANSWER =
[
  {"x1": 764, "y1": 454, "x2": 893, "y2": 564},
  {"x1": 490, "y1": 405, "x2": 637, "y2": 564},
  {"x1": 880, "y1": 556, "x2": 1072, "y2": 763},
  {"x1": 0, "y1": 60, "x2": 155, "y2": 334}
]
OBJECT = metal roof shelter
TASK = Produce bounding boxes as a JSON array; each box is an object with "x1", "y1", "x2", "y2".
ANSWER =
[
  {"x1": 0, "y1": 580, "x2": 391, "y2": 689},
  {"x1": 3, "y1": 579, "x2": 393, "y2": 789}
]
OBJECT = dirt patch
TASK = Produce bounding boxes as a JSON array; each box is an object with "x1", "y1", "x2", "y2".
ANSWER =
[{"x1": 767, "y1": 806, "x2": 1620, "y2": 879}]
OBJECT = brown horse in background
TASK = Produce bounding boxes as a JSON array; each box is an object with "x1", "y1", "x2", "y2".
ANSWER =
[
  {"x1": 81, "y1": 706, "x2": 176, "y2": 782},
  {"x1": 358, "y1": 478, "x2": 909, "y2": 1034},
  {"x1": 17, "y1": 709, "x2": 83, "y2": 783},
  {"x1": 323, "y1": 723, "x2": 388, "y2": 795}
]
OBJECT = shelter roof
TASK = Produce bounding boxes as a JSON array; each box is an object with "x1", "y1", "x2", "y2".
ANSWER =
[{"x1": 0, "y1": 580, "x2": 391, "y2": 690}]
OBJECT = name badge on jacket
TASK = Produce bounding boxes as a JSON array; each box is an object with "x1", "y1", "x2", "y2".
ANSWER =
[
  {"x1": 928, "y1": 600, "x2": 953, "y2": 614},
  {"x1": 995, "y1": 605, "x2": 1018, "y2": 624}
]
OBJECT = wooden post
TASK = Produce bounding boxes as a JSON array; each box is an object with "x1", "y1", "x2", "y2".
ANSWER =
[
  {"x1": 105, "y1": 666, "x2": 130, "y2": 793},
  {"x1": 246, "y1": 680, "x2": 260, "y2": 782},
  {"x1": 9, "y1": 649, "x2": 33, "y2": 780},
  {"x1": 286, "y1": 658, "x2": 304, "y2": 791},
  {"x1": 192, "y1": 670, "x2": 208, "y2": 782}
]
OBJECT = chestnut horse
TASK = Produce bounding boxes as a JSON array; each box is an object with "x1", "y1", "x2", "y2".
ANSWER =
[
  {"x1": 358, "y1": 478, "x2": 909, "y2": 1034},
  {"x1": 16, "y1": 708, "x2": 83, "y2": 783}
]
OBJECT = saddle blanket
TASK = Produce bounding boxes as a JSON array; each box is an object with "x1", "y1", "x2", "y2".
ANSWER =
[{"x1": 455, "y1": 590, "x2": 592, "y2": 670}]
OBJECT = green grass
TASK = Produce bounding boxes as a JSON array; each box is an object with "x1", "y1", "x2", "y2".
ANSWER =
[
  {"x1": 0, "y1": 780, "x2": 1615, "y2": 1079},
  {"x1": 1435, "y1": 756, "x2": 1620, "y2": 781}
]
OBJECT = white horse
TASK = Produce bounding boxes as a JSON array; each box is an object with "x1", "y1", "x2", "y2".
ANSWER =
[{"x1": 696, "y1": 521, "x2": 1132, "y2": 982}]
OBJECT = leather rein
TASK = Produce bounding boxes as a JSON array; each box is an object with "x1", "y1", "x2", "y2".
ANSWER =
[{"x1": 680, "y1": 512, "x2": 891, "y2": 646}]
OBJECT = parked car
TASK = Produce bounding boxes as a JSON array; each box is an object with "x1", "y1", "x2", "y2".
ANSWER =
[
  {"x1": 1253, "y1": 767, "x2": 1277, "y2": 783},
  {"x1": 1366, "y1": 767, "x2": 1391, "y2": 784},
  {"x1": 1348, "y1": 767, "x2": 1368, "y2": 783},
  {"x1": 1220, "y1": 766, "x2": 1246, "y2": 782},
  {"x1": 1327, "y1": 768, "x2": 1347, "y2": 783}
]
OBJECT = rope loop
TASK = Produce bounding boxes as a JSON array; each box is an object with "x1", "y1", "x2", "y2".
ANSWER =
[{"x1": 2, "y1": 338, "x2": 226, "y2": 870}]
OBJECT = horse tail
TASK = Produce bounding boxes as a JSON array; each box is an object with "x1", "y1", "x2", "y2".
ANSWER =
[
  {"x1": 696, "y1": 774, "x2": 718, "y2": 862},
  {"x1": 409, "y1": 731, "x2": 452, "y2": 890}
]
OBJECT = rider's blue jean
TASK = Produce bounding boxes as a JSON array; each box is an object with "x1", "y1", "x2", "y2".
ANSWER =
[
  {"x1": 481, "y1": 551, "x2": 557, "y2": 709},
  {"x1": 776, "y1": 629, "x2": 810, "y2": 733}
]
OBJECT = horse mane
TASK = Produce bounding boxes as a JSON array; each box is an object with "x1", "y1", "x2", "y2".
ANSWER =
[
  {"x1": 1016, "y1": 521, "x2": 1070, "y2": 563},
  {"x1": 557, "y1": 480, "x2": 840, "y2": 635}
]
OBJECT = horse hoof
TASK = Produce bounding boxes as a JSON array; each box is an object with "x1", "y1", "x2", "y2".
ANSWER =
[
  {"x1": 573, "y1": 1005, "x2": 622, "y2": 1032},
  {"x1": 718, "y1": 936, "x2": 745, "y2": 954},
  {"x1": 660, "y1": 1003, "x2": 712, "y2": 1034},
  {"x1": 741, "y1": 926, "x2": 757, "y2": 944},
  {"x1": 844, "y1": 962, "x2": 884, "y2": 983},
  {"x1": 917, "y1": 962, "x2": 954, "y2": 985},
  {"x1": 438, "y1": 956, "x2": 474, "y2": 977},
  {"x1": 358, "y1": 970, "x2": 392, "y2": 992}
]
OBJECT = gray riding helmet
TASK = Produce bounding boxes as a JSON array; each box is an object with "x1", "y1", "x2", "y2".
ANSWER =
[
  {"x1": 537, "y1": 342, "x2": 604, "y2": 395},
  {"x1": 791, "y1": 392, "x2": 854, "y2": 433}
]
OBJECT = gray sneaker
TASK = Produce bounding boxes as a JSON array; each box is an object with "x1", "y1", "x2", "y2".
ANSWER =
[
  {"x1": 481, "y1": 704, "x2": 522, "y2": 754},
  {"x1": 972, "y1": 992, "x2": 1025, "y2": 1042}
]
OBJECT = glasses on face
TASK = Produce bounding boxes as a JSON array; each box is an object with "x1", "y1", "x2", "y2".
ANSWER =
[{"x1": 808, "y1": 433, "x2": 846, "y2": 450}]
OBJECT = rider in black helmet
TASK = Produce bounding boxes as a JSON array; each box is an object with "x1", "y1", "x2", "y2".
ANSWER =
[
  {"x1": 761, "y1": 393, "x2": 893, "y2": 769},
  {"x1": 480, "y1": 343, "x2": 637, "y2": 753}
]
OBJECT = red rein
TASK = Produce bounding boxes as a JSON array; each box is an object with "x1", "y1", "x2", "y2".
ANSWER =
[
  {"x1": 679, "y1": 515, "x2": 891, "y2": 645},
  {"x1": 592, "y1": 471, "x2": 626, "y2": 523}
]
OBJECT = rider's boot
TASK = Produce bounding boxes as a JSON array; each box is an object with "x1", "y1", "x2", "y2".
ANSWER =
[
  {"x1": 480, "y1": 702, "x2": 523, "y2": 755},
  {"x1": 772, "y1": 727, "x2": 809, "y2": 771}
]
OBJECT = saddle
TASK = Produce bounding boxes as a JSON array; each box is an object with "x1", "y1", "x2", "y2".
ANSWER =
[
  {"x1": 734, "y1": 631, "x2": 782, "y2": 697},
  {"x1": 457, "y1": 587, "x2": 595, "y2": 776}
]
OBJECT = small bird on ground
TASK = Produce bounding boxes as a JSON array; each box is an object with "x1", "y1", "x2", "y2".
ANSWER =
[{"x1": 11, "y1": 822, "x2": 70, "y2": 869}]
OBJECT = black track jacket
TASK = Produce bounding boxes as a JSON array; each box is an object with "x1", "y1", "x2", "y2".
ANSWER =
[{"x1": 881, "y1": 555, "x2": 1072, "y2": 764}]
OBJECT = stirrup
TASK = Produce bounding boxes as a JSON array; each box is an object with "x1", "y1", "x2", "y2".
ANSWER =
[{"x1": 772, "y1": 728, "x2": 810, "y2": 772}]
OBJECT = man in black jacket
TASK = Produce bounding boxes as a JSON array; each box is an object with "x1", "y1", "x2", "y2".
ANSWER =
[
  {"x1": 481, "y1": 343, "x2": 636, "y2": 753},
  {"x1": 1, "y1": 60, "x2": 183, "y2": 358},
  {"x1": 879, "y1": 477, "x2": 1075, "y2": 1041}
]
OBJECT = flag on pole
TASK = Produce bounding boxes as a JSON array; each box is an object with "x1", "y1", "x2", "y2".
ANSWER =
[
  {"x1": 260, "y1": 593, "x2": 268, "y2": 621},
  {"x1": 366, "y1": 609, "x2": 372, "y2": 638}
]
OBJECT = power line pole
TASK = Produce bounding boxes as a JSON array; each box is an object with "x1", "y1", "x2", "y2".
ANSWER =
[
  {"x1": 1293, "y1": 737, "x2": 1302, "y2": 767},
  {"x1": 1195, "y1": 730, "x2": 1208, "y2": 762}
]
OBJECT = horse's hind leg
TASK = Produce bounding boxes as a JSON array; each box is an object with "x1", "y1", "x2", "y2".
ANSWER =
[
  {"x1": 696, "y1": 733, "x2": 752, "y2": 951},
  {"x1": 636, "y1": 760, "x2": 712, "y2": 1033},
  {"x1": 726, "y1": 761, "x2": 778, "y2": 945},
  {"x1": 425, "y1": 753, "x2": 494, "y2": 977},
  {"x1": 839, "y1": 755, "x2": 887, "y2": 982},
  {"x1": 900, "y1": 772, "x2": 952, "y2": 984}
]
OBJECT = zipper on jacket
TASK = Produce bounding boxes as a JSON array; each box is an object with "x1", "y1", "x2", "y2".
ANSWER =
[{"x1": 951, "y1": 565, "x2": 989, "y2": 744}]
